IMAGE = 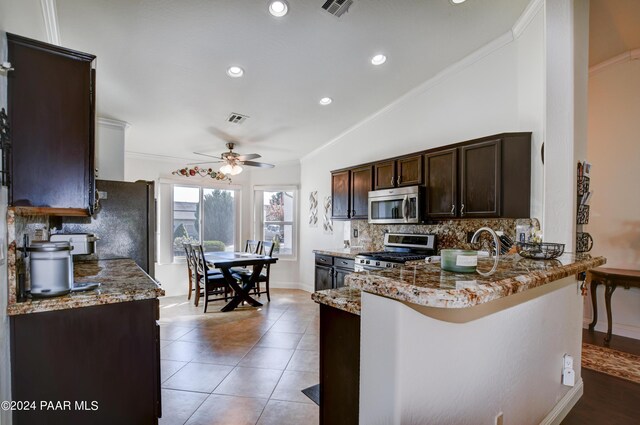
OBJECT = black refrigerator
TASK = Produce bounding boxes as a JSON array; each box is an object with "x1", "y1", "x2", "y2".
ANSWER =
[{"x1": 59, "y1": 179, "x2": 156, "y2": 277}]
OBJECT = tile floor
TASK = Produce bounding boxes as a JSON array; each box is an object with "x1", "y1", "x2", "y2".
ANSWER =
[{"x1": 159, "y1": 289, "x2": 319, "y2": 425}]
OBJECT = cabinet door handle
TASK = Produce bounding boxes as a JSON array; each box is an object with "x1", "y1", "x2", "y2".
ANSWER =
[
  {"x1": 397, "y1": 176, "x2": 401, "y2": 185},
  {"x1": 451, "y1": 204, "x2": 455, "y2": 215},
  {"x1": 461, "y1": 203, "x2": 465, "y2": 216},
  {"x1": 352, "y1": 209, "x2": 356, "y2": 216},
  {"x1": 390, "y1": 176, "x2": 394, "y2": 186}
]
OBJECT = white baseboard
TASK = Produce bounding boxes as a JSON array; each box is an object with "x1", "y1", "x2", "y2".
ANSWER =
[
  {"x1": 539, "y1": 379, "x2": 584, "y2": 425},
  {"x1": 270, "y1": 281, "x2": 305, "y2": 290},
  {"x1": 582, "y1": 318, "x2": 640, "y2": 340}
]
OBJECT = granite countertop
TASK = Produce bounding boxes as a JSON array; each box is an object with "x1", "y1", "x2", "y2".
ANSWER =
[
  {"x1": 313, "y1": 254, "x2": 606, "y2": 313},
  {"x1": 7, "y1": 258, "x2": 165, "y2": 316},
  {"x1": 313, "y1": 248, "x2": 366, "y2": 259},
  {"x1": 311, "y1": 287, "x2": 361, "y2": 315}
]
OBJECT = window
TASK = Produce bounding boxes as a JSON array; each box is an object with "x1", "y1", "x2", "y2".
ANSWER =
[
  {"x1": 172, "y1": 185, "x2": 239, "y2": 259},
  {"x1": 255, "y1": 187, "x2": 297, "y2": 258}
]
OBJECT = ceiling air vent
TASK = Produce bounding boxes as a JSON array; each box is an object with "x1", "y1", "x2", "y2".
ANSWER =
[
  {"x1": 227, "y1": 113, "x2": 249, "y2": 124},
  {"x1": 322, "y1": 0, "x2": 354, "y2": 18}
]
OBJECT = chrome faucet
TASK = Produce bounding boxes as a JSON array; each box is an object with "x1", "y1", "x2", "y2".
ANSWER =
[{"x1": 470, "y1": 227, "x2": 500, "y2": 276}]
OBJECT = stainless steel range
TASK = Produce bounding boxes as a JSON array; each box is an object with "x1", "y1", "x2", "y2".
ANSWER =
[{"x1": 355, "y1": 233, "x2": 436, "y2": 271}]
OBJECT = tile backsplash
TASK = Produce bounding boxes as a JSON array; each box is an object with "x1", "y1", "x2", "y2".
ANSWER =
[{"x1": 350, "y1": 218, "x2": 540, "y2": 252}]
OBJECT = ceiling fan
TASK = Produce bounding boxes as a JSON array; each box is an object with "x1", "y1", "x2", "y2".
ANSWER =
[{"x1": 189, "y1": 142, "x2": 275, "y2": 175}]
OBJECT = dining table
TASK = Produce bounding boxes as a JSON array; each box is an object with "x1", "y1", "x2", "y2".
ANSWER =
[{"x1": 205, "y1": 251, "x2": 278, "y2": 312}]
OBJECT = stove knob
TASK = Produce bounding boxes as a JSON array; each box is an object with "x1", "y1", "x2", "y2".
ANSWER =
[
  {"x1": 365, "y1": 260, "x2": 370, "y2": 265},
  {"x1": 376, "y1": 261, "x2": 380, "y2": 266},
  {"x1": 386, "y1": 263, "x2": 391, "y2": 268}
]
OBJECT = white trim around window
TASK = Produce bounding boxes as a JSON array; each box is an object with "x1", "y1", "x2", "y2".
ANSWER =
[{"x1": 253, "y1": 185, "x2": 298, "y2": 260}]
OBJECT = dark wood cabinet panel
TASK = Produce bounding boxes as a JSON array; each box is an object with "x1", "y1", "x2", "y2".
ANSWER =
[
  {"x1": 320, "y1": 304, "x2": 360, "y2": 425},
  {"x1": 350, "y1": 166, "x2": 372, "y2": 219},
  {"x1": 460, "y1": 139, "x2": 501, "y2": 217},
  {"x1": 7, "y1": 34, "x2": 96, "y2": 214},
  {"x1": 314, "y1": 255, "x2": 354, "y2": 291},
  {"x1": 331, "y1": 170, "x2": 350, "y2": 219},
  {"x1": 315, "y1": 264, "x2": 333, "y2": 291},
  {"x1": 397, "y1": 154, "x2": 423, "y2": 187},
  {"x1": 425, "y1": 148, "x2": 457, "y2": 218},
  {"x1": 10, "y1": 300, "x2": 160, "y2": 425},
  {"x1": 374, "y1": 160, "x2": 396, "y2": 190}
]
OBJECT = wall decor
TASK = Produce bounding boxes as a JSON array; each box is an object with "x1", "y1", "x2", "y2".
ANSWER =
[
  {"x1": 309, "y1": 191, "x2": 318, "y2": 227},
  {"x1": 172, "y1": 166, "x2": 231, "y2": 182},
  {"x1": 323, "y1": 196, "x2": 333, "y2": 234}
]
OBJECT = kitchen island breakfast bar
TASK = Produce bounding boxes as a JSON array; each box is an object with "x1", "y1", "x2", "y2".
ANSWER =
[{"x1": 312, "y1": 253, "x2": 606, "y2": 425}]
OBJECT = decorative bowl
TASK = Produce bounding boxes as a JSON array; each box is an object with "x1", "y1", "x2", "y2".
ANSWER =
[
  {"x1": 441, "y1": 249, "x2": 478, "y2": 273},
  {"x1": 516, "y1": 242, "x2": 565, "y2": 260}
]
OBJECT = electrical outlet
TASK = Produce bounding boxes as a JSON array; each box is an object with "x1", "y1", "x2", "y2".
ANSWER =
[
  {"x1": 495, "y1": 412, "x2": 504, "y2": 425},
  {"x1": 353, "y1": 228, "x2": 358, "y2": 238},
  {"x1": 563, "y1": 354, "x2": 573, "y2": 369}
]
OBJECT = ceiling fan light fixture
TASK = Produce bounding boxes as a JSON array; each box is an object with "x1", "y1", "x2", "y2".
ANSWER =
[
  {"x1": 230, "y1": 164, "x2": 243, "y2": 175},
  {"x1": 319, "y1": 97, "x2": 333, "y2": 106},
  {"x1": 269, "y1": 1, "x2": 288, "y2": 17},
  {"x1": 450, "y1": 0, "x2": 466, "y2": 4},
  {"x1": 371, "y1": 54, "x2": 387, "y2": 65},
  {"x1": 227, "y1": 66, "x2": 244, "y2": 78},
  {"x1": 220, "y1": 163, "x2": 233, "y2": 174}
]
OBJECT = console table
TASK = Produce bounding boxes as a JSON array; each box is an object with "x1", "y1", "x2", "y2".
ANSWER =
[{"x1": 588, "y1": 267, "x2": 640, "y2": 344}]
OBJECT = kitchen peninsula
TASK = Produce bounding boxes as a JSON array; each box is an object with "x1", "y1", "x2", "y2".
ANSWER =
[
  {"x1": 7, "y1": 257, "x2": 164, "y2": 425},
  {"x1": 312, "y1": 253, "x2": 606, "y2": 425}
]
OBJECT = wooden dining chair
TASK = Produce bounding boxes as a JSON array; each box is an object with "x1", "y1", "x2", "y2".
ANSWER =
[
  {"x1": 192, "y1": 244, "x2": 235, "y2": 313},
  {"x1": 183, "y1": 243, "x2": 196, "y2": 301},
  {"x1": 238, "y1": 240, "x2": 275, "y2": 302},
  {"x1": 231, "y1": 240, "x2": 262, "y2": 277}
]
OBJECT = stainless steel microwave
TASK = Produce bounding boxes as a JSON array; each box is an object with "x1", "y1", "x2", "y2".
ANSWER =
[{"x1": 368, "y1": 186, "x2": 421, "y2": 224}]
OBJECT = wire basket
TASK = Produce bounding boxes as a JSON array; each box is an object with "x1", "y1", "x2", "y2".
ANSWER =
[{"x1": 516, "y1": 242, "x2": 565, "y2": 260}]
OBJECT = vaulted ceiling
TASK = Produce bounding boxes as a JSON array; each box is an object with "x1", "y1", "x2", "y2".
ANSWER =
[
  {"x1": 2, "y1": 0, "x2": 531, "y2": 164},
  {"x1": 589, "y1": 0, "x2": 640, "y2": 67}
]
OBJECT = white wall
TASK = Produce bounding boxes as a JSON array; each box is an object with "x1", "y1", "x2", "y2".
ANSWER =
[
  {"x1": 359, "y1": 277, "x2": 584, "y2": 425},
  {"x1": 125, "y1": 154, "x2": 301, "y2": 296},
  {"x1": 299, "y1": 6, "x2": 546, "y2": 292},
  {"x1": 96, "y1": 118, "x2": 127, "y2": 181},
  {"x1": 0, "y1": 28, "x2": 11, "y2": 425},
  {"x1": 585, "y1": 56, "x2": 640, "y2": 339}
]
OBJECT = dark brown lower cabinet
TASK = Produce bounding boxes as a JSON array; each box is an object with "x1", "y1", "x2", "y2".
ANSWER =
[
  {"x1": 319, "y1": 304, "x2": 361, "y2": 425},
  {"x1": 314, "y1": 254, "x2": 355, "y2": 291},
  {"x1": 10, "y1": 299, "x2": 161, "y2": 425}
]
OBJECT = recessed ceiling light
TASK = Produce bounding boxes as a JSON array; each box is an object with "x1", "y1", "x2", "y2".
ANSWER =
[
  {"x1": 319, "y1": 97, "x2": 333, "y2": 106},
  {"x1": 371, "y1": 54, "x2": 387, "y2": 66},
  {"x1": 269, "y1": 1, "x2": 288, "y2": 17},
  {"x1": 450, "y1": 0, "x2": 466, "y2": 4},
  {"x1": 226, "y1": 66, "x2": 244, "y2": 78}
]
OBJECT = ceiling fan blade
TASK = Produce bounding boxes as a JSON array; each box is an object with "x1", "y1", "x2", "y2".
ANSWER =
[
  {"x1": 194, "y1": 151, "x2": 222, "y2": 159},
  {"x1": 241, "y1": 160, "x2": 275, "y2": 168},
  {"x1": 187, "y1": 160, "x2": 224, "y2": 165},
  {"x1": 236, "y1": 153, "x2": 261, "y2": 161}
]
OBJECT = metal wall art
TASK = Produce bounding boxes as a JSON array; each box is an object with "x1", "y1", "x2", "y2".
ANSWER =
[
  {"x1": 309, "y1": 191, "x2": 318, "y2": 227},
  {"x1": 172, "y1": 166, "x2": 231, "y2": 182},
  {"x1": 323, "y1": 196, "x2": 333, "y2": 234}
]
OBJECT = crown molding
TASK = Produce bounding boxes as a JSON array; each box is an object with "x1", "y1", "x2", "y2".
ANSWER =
[
  {"x1": 98, "y1": 117, "x2": 131, "y2": 130},
  {"x1": 301, "y1": 0, "x2": 544, "y2": 162},
  {"x1": 512, "y1": 0, "x2": 543, "y2": 39},
  {"x1": 589, "y1": 48, "x2": 640, "y2": 75},
  {"x1": 125, "y1": 151, "x2": 195, "y2": 163},
  {"x1": 40, "y1": 0, "x2": 61, "y2": 46}
]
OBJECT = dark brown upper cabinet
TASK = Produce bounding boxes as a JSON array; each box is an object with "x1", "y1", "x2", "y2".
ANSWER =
[
  {"x1": 350, "y1": 166, "x2": 372, "y2": 220},
  {"x1": 425, "y1": 148, "x2": 457, "y2": 218},
  {"x1": 331, "y1": 170, "x2": 350, "y2": 219},
  {"x1": 373, "y1": 160, "x2": 396, "y2": 190},
  {"x1": 8, "y1": 33, "x2": 96, "y2": 215},
  {"x1": 424, "y1": 133, "x2": 530, "y2": 220},
  {"x1": 332, "y1": 166, "x2": 373, "y2": 220},
  {"x1": 374, "y1": 155, "x2": 423, "y2": 190},
  {"x1": 460, "y1": 140, "x2": 501, "y2": 217}
]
